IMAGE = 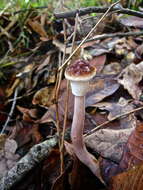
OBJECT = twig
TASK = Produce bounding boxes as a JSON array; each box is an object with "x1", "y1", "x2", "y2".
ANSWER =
[
  {"x1": 54, "y1": 5, "x2": 143, "y2": 19},
  {"x1": 74, "y1": 31, "x2": 143, "y2": 45},
  {"x1": 84, "y1": 106, "x2": 143, "y2": 137},
  {"x1": 58, "y1": 20, "x2": 67, "y2": 174},
  {"x1": 0, "y1": 136, "x2": 58, "y2": 190},
  {"x1": 58, "y1": 0, "x2": 120, "y2": 71},
  {"x1": 1, "y1": 88, "x2": 18, "y2": 134},
  {"x1": 60, "y1": 13, "x2": 79, "y2": 174},
  {"x1": 54, "y1": 52, "x2": 63, "y2": 147},
  {"x1": 60, "y1": 81, "x2": 69, "y2": 173},
  {"x1": 54, "y1": 17, "x2": 68, "y2": 174}
]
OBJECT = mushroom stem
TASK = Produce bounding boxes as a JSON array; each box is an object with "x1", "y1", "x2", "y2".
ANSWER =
[
  {"x1": 71, "y1": 95, "x2": 99, "y2": 176},
  {"x1": 65, "y1": 59, "x2": 104, "y2": 183}
]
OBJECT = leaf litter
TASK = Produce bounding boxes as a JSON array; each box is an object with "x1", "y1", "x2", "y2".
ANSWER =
[{"x1": 1, "y1": 3, "x2": 143, "y2": 189}]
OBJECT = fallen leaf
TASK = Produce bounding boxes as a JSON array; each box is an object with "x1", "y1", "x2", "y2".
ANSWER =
[
  {"x1": 119, "y1": 16, "x2": 143, "y2": 28},
  {"x1": 13, "y1": 121, "x2": 41, "y2": 147},
  {"x1": 94, "y1": 98, "x2": 134, "y2": 120},
  {"x1": 17, "y1": 106, "x2": 38, "y2": 122},
  {"x1": 42, "y1": 149, "x2": 62, "y2": 189},
  {"x1": 86, "y1": 77, "x2": 119, "y2": 107},
  {"x1": 110, "y1": 164, "x2": 143, "y2": 190},
  {"x1": 27, "y1": 19, "x2": 48, "y2": 38},
  {"x1": 100, "y1": 121, "x2": 143, "y2": 183},
  {"x1": 32, "y1": 86, "x2": 55, "y2": 107},
  {"x1": 118, "y1": 62, "x2": 143, "y2": 99},
  {"x1": 51, "y1": 169, "x2": 70, "y2": 190},
  {"x1": 119, "y1": 122, "x2": 143, "y2": 170},
  {"x1": 85, "y1": 128, "x2": 134, "y2": 163},
  {"x1": 89, "y1": 54, "x2": 106, "y2": 74},
  {"x1": 84, "y1": 37, "x2": 119, "y2": 57},
  {"x1": 69, "y1": 157, "x2": 104, "y2": 190}
]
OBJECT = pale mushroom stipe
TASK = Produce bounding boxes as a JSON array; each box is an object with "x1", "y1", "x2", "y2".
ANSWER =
[{"x1": 65, "y1": 59, "x2": 103, "y2": 182}]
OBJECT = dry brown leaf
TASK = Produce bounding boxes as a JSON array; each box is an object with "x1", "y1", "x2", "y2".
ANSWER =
[
  {"x1": 118, "y1": 62, "x2": 143, "y2": 99},
  {"x1": 86, "y1": 77, "x2": 119, "y2": 107},
  {"x1": 94, "y1": 98, "x2": 134, "y2": 120},
  {"x1": 32, "y1": 86, "x2": 55, "y2": 107},
  {"x1": 100, "y1": 122, "x2": 143, "y2": 183},
  {"x1": 89, "y1": 54, "x2": 106, "y2": 74},
  {"x1": 85, "y1": 128, "x2": 134, "y2": 163},
  {"x1": 86, "y1": 38, "x2": 118, "y2": 57},
  {"x1": 27, "y1": 19, "x2": 48, "y2": 38},
  {"x1": 69, "y1": 157, "x2": 104, "y2": 190},
  {"x1": 119, "y1": 122, "x2": 143, "y2": 170},
  {"x1": 51, "y1": 169, "x2": 69, "y2": 190},
  {"x1": 110, "y1": 164, "x2": 143, "y2": 190},
  {"x1": 17, "y1": 106, "x2": 37, "y2": 122},
  {"x1": 37, "y1": 109, "x2": 57, "y2": 124}
]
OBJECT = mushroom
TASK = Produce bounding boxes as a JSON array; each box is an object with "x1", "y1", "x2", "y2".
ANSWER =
[{"x1": 65, "y1": 59, "x2": 102, "y2": 179}]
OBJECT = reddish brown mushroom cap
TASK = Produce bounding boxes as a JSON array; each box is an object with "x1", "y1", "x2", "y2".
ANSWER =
[
  {"x1": 65, "y1": 60, "x2": 96, "y2": 96},
  {"x1": 65, "y1": 59, "x2": 96, "y2": 82}
]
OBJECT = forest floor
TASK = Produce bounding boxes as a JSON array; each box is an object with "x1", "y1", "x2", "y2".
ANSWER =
[{"x1": 1, "y1": 1, "x2": 143, "y2": 189}]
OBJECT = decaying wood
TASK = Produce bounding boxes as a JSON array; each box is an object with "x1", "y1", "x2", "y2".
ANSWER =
[{"x1": 0, "y1": 136, "x2": 58, "y2": 190}]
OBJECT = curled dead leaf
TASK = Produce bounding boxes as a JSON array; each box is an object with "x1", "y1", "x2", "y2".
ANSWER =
[
  {"x1": 27, "y1": 19, "x2": 48, "y2": 38},
  {"x1": 32, "y1": 86, "x2": 55, "y2": 107},
  {"x1": 118, "y1": 62, "x2": 143, "y2": 99}
]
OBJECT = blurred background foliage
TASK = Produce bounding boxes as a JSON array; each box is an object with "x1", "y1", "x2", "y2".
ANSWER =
[{"x1": 0, "y1": 0, "x2": 142, "y2": 10}]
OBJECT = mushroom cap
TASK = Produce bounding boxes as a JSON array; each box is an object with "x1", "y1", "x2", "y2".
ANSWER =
[
  {"x1": 65, "y1": 60, "x2": 96, "y2": 96},
  {"x1": 65, "y1": 59, "x2": 96, "y2": 82}
]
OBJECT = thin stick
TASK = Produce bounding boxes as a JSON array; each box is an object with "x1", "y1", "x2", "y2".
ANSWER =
[
  {"x1": 74, "y1": 31, "x2": 143, "y2": 45},
  {"x1": 54, "y1": 5, "x2": 143, "y2": 19},
  {"x1": 54, "y1": 53, "x2": 63, "y2": 139},
  {"x1": 84, "y1": 106, "x2": 143, "y2": 137},
  {"x1": 60, "y1": 13, "x2": 79, "y2": 174},
  {"x1": 60, "y1": 81, "x2": 69, "y2": 173},
  {"x1": 58, "y1": 0, "x2": 120, "y2": 71},
  {"x1": 1, "y1": 87, "x2": 18, "y2": 134},
  {"x1": 54, "y1": 18, "x2": 68, "y2": 174}
]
